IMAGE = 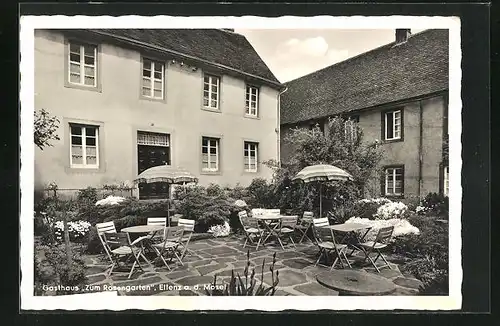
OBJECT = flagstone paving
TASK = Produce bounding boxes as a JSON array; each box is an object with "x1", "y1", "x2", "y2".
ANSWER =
[{"x1": 83, "y1": 235, "x2": 423, "y2": 296}]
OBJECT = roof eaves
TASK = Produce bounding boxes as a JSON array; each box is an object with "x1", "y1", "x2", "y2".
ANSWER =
[
  {"x1": 280, "y1": 88, "x2": 449, "y2": 126},
  {"x1": 89, "y1": 30, "x2": 285, "y2": 90}
]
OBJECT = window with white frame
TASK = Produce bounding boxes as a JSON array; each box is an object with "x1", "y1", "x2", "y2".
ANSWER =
[
  {"x1": 203, "y1": 75, "x2": 220, "y2": 109},
  {"x1": 68, "y1": 42, "x2": 97, "y2": 87},
  {"x1": 344, "y1": 116, "x2": 359, "y2": 141},
  {"x1": 444, "y1": 166, "x2": 449, "y2": 197},
  {"x1": 245, "y1": 85, "x2": 259, "y2": 116},
  {"x1": 70, "y1": 125, "x2": 99, "y2": 168},
  {"x1": 202, "y1": 137, "x2": 219, "y2": 171},
  {"x1": 384, "y1": 110, "x2": 402, "y2": 140},
  {"x1": 244, "y1": 142, "x2": 258, "y2": 172},
  {"x1": 384, "y1": 166, "x2": 404, "y2": 196},
  {"x1": 142, "y1": 58, "x2": 164, "y2": 99}
]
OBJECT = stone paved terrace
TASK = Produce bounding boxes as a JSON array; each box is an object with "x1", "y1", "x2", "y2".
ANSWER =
[{"x1": 83, "y1": 235, "x2": 423, "y2": 296}]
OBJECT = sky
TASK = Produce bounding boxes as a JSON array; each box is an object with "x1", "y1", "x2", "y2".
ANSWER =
[{"x1": 235, "y1": 29, "x2": 425, "y2": 83}]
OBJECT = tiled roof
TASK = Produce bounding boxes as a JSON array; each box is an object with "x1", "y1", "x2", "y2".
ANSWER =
[
  {"x1": 89, "y1": 29, "x2": 281, "y2": 87},
  {"x1": 280, "y1": 29, "x2": 449, "y2": 125}
]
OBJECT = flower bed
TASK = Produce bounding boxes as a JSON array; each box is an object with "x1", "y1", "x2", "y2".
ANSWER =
[
  {"x1": 53, "y1": 220, "x2": 91, "y2": 243},
  {"x1": 345, "y1": 216, "x2": 420, "y2": 242}
]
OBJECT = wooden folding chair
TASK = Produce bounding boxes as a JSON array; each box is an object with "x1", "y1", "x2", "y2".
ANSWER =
[
  {"x1": 96, "y1": 221, "x2": 117, "y2": 266},
  {"x1": 296, "y1": 211, "x2": 314, "y2": 243},
  {"x1": 152, "y1": 226, "x2": 184, "y2": 270},
  {"x1": 238, "y1": 211, "x2": 262, "y2": 248},
  {"x1": 359, "y1": 226, "x2": 394, "y2": 273},
  {"x1": 102, "y1": 232, "x2": 146, "y2": 279},
  {"x1": 312, "y1": 224, "x2": 351, "y2": 270},
  {"x1": 177, "y1": 218, "x2": 195, "y2": 259},
  {"x1": 278, "y1": 215, "x2": 298, "y2": 248},
  {"x1": 147, "y1": 217, "x2": 168, "y2": 242}
]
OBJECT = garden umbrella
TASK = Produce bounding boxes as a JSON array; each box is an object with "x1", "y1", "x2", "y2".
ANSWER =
[
  {"x1": 134, "y1": 165, "x2": 198, "y2": 225},
  {"x1": 292, "y1": 164, "x2": 354, "y2": 219}
]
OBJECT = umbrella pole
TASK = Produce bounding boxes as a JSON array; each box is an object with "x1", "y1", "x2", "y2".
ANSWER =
[{"x1": 319, "y1": 183, "x2": 323, "y2": 219}]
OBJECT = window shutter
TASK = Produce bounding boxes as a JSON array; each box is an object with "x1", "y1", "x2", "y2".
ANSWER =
[
  {"x1": 380, "y1": 169, "x2": 385, "y2": 196},
  {"x1": 438, "y1": 162, "x2": 444, "y2": 195},
  {"x1": 381, "y1": 111, "x2": 386, "y2": 141},
  {"x1": 400, "y1": 165, "x2": 405, "y2": 195}
]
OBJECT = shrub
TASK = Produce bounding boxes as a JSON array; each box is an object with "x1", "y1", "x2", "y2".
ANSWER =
[
  {"x1": 246, "y1": 178, "x2": 276, "y2": 208},
  {"x1": 206, "y1": 251, "x2": 279, "y2": 296},
  {"x1": 53, "y1": 220, "x2": 91, "y2": 243},
  {"x1": 391, "y1": 215, "x2": 449, "y2": 295},
  {"x1": 374, "y1": 201, "x2": 409, "y2": 220},
  {"x1": 421, "y1": 192, "x2": 449, "y2": 217},
  {"x1": 34, "y1": 244, "x2": 87, "y2": 295},
  {"x1": 173, "y1": 185, "x2": 233, "y2": 233},
  {"x1": 208, "y1": 221, "x2": 230, "y2": 237},
  {"x1": 344, "y1": 217, "x2": 420, "y2": 242},
  {"x1": 353, "y1": 198, "x2": 392, "y2": 219}
]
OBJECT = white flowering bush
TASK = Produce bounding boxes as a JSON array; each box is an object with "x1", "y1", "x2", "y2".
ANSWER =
[
  {"x1": 53, "y1": 220, "x2": 92, "y2": 242},
  {"x1": 345, "y1": 217, "x2": 420, "y2": 242},
  {"x1": 357, "y1": 198, "x2": 392, "y2": 205},
  {"x1": 207, "y1": 221, "x2": 230, "y2": 238},
  {"x1": 354, "y1": 197, "x2": 393, "y2": 219},
  {"x1": 374, "y1": 201, "x2": 409, "y2": 220},
  {"x1": 95, "y1": 195, "x2": 126, "y2": 206},
  {"x1": 415, "y1": 205, "x2": 428, "y2": 215}
]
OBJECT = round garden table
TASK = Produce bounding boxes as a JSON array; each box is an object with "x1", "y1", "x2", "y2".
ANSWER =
[
  {"x1": 121, "y1": 225, "x2": 165, "y2": 234},
  {"x1": 316, "y1": 269, "x2": 396, "y2": 296},
  {"x1": 121, "y1": 225, "x2": 166, "y2": 266}
]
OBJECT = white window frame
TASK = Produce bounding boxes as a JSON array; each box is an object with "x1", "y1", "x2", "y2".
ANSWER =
[
  {"x1": 444, "y1": 166, "x2": 449, "y2": 197},
  {"x1": 70, "y1": 125, "x2": 99, "y2": 169},
  {"x1": 384, "y1": 110, "x2": 402, "y2": 140},
  {"x1": 142, "y1": 58, "x2": 165, "y2": 99},
  {"x1": 245, "y1": 85, "x2": 259, "y2": 116},
  {"x1": 203, "y1": 75, "x2": 220, "y2": 110},
  {"x1": 202, "y1": 137, "x2": 219, "y2": 172},
  {"x1": 244, "y1": 142, "x2": 258, "y2": 172},
  {"x1": 385, "y1": 167, "x2": 403, "y2": 196},
  {"x1": 68, "y1": 42, "x2": 97, "y2": 87}
]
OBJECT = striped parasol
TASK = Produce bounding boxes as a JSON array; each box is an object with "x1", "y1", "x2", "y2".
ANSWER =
[
  {"x1": 134, "y1": 165, "x2": 198, "y2": 185},
  {"x1": 293, "y1": 164, "x2": 353, "y2": 218}
]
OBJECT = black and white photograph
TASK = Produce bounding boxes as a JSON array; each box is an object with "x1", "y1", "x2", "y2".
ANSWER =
[{"x1": 20, "y1": 15, "x2": 462, "y2": 310}]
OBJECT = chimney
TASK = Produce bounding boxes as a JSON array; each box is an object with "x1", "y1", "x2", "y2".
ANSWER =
[{"x1": 395, "y1": 29, "x2": 411, "y2": 44}]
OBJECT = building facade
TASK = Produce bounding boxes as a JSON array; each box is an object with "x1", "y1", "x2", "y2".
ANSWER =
[
  {"x1": 34, "y1": 29, "x2": 284, "y2": 199},
  {"x1": 280, "y1": 29, "x2": 449, "y2": 200}
]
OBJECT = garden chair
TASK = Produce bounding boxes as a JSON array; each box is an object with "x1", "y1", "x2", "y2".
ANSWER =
[
  {"x1": 102, "y1": 232, "x2": 147, "y2": 279},
  {"x1": 238, "y1": 211, "x2": 262, "y2": 248},
  {"x1": 278, "y1": 215, "x2": 298, "y2": 248},
  {"x1": 152, "y1": 226, "x2": 185, "y2": 270},
  {"x1": 359, "y1": 226, "x2": 394, "y2": 273},
  {"x1": 296, "y1": 211, "x2": 314, "y2": 243},
  {"x1": 312, "y1": 223, "x2": 351, "y2": 270},
  {"x1": 177, "y1": 218, "x2": 195, "y2": 259},
  {"x1": 147, "y1": 217, "x2": 168, "y2": 242},
  {"x1": 96, "y1": 221, "x2": 117, "y2": 265}
]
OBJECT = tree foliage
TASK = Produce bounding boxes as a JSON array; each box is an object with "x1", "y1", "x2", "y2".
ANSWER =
[
  {"x1": 34, "y1": 109, "x2": 60, "y2": 150},
  {"x1": 265, "y1": 117, "x2": 383, "y2": 215}
]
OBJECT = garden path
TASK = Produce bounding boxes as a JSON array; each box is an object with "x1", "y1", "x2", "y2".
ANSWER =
[{"x1": 82, "y1": 235, "x2": 423, "y2": 296}]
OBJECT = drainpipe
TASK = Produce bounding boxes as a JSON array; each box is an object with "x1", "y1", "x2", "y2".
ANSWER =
[
  {"x1": 418, "y1": 100, "x2": 424, "y2": 198},
  {"x1": 277, "y1": 86, "x2": 289, "y2": 168}
]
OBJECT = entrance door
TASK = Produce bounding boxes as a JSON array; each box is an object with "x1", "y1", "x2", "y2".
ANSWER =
[{"x1": 137, "y1": 132, "x2": 171, "y2": 200}]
